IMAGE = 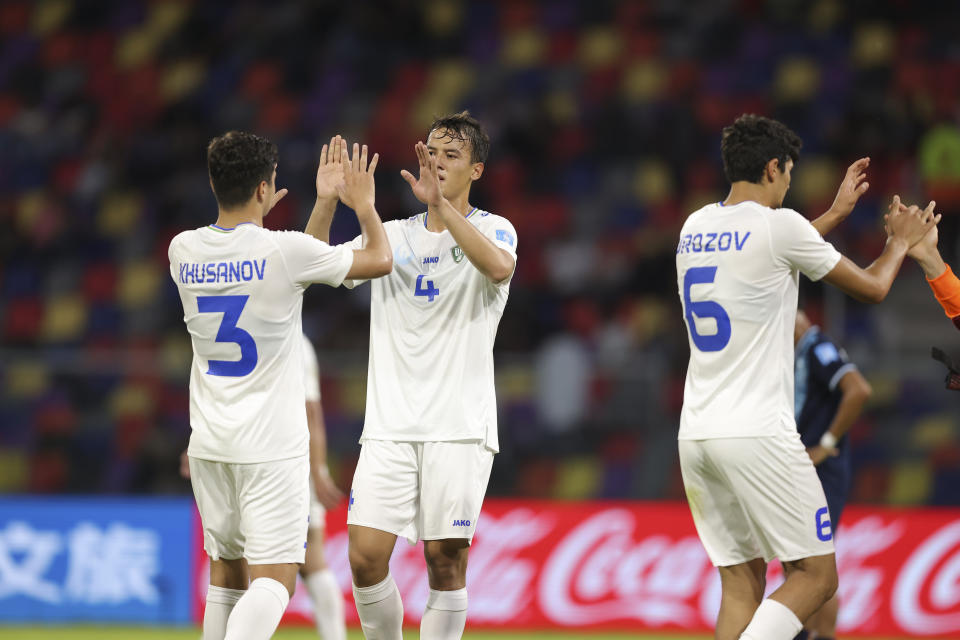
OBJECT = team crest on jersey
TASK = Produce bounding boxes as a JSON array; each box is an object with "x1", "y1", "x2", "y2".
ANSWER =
[{"x1": 451, "y1": 246, "x2": 464, "y2": 263}]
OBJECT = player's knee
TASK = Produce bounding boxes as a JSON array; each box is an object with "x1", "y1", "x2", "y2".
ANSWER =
[
  {"x1": 423, "y1": 541, "x2": 468, "y2": 588},
  {"x1": 348, "y1": 546, "x2": 389, "y2": 585}
]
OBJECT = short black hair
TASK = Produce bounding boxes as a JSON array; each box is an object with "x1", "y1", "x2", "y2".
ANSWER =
[
  {"x1": 721, "y1": 114, "x2": 802, "y2": 184},
  {"x1": 207, "y1": 131, "x2": 278, "y2": 209},
  {"x1": 428, "y1": 111, "x2": 490, "y2": 164}
]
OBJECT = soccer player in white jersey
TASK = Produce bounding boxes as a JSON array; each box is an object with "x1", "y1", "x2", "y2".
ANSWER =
[
  {"x1": 341, "y1": 111, "x2": 516, "y2": 640},
  {"x1": 169, "y1": 131, "x2": 391, "y2": 640},
  {"x1": 299, "y1": 333, "x2": 347, "y2": 640},
  {"x1": 675, "y1": 114, "x2": 938, "y2": 640}
]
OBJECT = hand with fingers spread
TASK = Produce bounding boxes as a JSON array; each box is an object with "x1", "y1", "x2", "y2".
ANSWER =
[
  {"x1": 400, "y1": 141, "x2": 445, "y2": 208},
  {"x1": 885, "y1": 195, "x2": 940, "y2": 248},
  {"x1": 316, "y1": 135, "x2": 346, "y2": 201},
  {"x1": 336, "y1": 142, "x2": 379, "y2": 212},
  {"x1": 830, "y1": 157, "x2": 870, "y2": 219}
]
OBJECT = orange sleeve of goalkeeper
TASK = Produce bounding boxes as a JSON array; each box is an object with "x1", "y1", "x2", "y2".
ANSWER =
[{"x1": 928, "y1": 263, "x2": 960, "y2": 319}]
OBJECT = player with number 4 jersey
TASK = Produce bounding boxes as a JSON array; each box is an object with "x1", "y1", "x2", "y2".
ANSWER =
[
  {"x1": 343, "y1": 112, "x2": 516, "y2": 640},
  {"x1": 676, "y1": 115, "x2": 938, "y2": 640},
  {"x1": 169, "y1": 132, "x2": 390, "y2": 640}
]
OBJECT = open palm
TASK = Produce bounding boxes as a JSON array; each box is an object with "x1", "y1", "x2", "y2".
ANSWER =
[
  {"x1": 401, "y1": 141, "x2": 442, "y2": 206},
  {"x1": 316, "y1": 135, "x2": 346, "y2": 200}
]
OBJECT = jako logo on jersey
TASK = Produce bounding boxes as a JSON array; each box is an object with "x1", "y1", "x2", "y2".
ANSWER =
[
  {"x1": 451, "y1": 246, "x2": 464, "y2": 263},
  {"x1": 452, "y1": 519, "x2": 471, "y2": 527},
  {"x1": 423, "y1": 256, "x2": 439, "y2": 264},
  {"x1": 676, "y1": 231, "x2": 750, "y2": 254},
  {"x1": 496, "y1": 229, "x2": 515, "y2": 246}
]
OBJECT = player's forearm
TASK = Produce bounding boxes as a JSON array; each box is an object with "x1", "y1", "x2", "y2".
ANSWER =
[
  {"x1": 811, "y1": 208, "x2": 845, "y2": 237},
  {"x1": 825, "y1": 392, "x2": 868, "y2": 443},
  {"x1": 857, "y1": 237, "x2": 910, "y2": 303},
  {"x1": 927, "y1": 262, "x2": 960, "y2": 319},
  {"x1": 349, "y1": 203, "x2": 392, "y2": 277},
  {"x1": 915, "y1": 248, "x2": 948, "y2": 280},
  {"x1": 304, "y1": 196, "x2": 338, "y2": 242},
  {"x1": 307, "y1": 402, "x2": 329, "y2": 477},
  {"x1": 435, "y1": 200, "x2": 514, "y2": 282}
]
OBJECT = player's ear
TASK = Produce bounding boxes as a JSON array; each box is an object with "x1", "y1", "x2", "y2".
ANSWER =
[
  {"x1": 471, "y1": 162, "x2": 484, "y2": 181},
  {"x1": 256, "y1": 180, "x2": 267, "y2": 202},
  {"x1": 764, "y1": 158, "x2": 780, "y2": 184}
]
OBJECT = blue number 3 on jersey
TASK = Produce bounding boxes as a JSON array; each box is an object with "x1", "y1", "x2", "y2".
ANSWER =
[{"x1": 197, "y1": 294, "x2": 258, "y2": 376}]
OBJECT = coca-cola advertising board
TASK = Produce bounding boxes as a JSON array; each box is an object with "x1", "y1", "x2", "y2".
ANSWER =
[{"x1": 192, "y1": 500, "x2": 960, "y2": 636}]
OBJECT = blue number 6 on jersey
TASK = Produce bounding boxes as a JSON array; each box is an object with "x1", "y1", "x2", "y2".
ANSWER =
[
  {"x1": 197, "y1": 295, "x2": 258, "y2": 376},
  {"x1": 683, "y1": 266, "x2": 731, "y2": 352}
]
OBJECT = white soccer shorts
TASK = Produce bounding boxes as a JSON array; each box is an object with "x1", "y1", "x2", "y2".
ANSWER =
[
  {"x1": 189, "y1": 454, "x2": 310, "y2": 565},
  {"x1": 678, "y1": 431, "x2": 836, "y2": 566},
  {"x1": 346, "y1": 440, "x2": 494, "y2": 544}
]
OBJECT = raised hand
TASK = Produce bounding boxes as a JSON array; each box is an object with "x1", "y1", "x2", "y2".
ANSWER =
[
  {"x1": 886, "y1": 196, "x2": 940, "y2": 247},
  {"x1": 268, "y1": 187, "x2": 288, "y2": 212},
  {"x1": 400, "y1": 141, "x2": 444, "y2": 207},
  {"x1": 336, "y1": 142, "x2": 379, "y2": 211},
  {"x1": 316, "y1": 135, "x2": 346, "y2": 201},
  {"x1": 830, "y1": 157, "x2": 870, "y2": 218}
]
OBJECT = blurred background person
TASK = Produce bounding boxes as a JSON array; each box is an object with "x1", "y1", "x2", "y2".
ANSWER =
[{"x1": 793, "y1": 309, "x2": 872, "y2": 640}]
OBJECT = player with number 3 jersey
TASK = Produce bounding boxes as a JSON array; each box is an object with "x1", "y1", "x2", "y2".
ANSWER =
[
  {"x1": 343, "y1": 112, "x2": 516, "y2": 640},
  {"x1": 676, "y1": 115, "x2": 938, "y2": 640},
  {"x1": 169, "y1": 132, "x2": 391, "y2": 640}
]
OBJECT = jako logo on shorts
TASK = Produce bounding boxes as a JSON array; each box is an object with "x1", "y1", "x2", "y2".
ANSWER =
[{"x1": 452, "y1": 519, "x2": 471, "y2": 526}]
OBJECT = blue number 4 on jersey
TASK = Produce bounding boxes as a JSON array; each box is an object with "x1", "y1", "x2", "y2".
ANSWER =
[{"x1": 414, "y1": 275, "x2": 439, "y2": 302}]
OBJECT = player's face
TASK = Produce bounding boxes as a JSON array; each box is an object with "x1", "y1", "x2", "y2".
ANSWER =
[{"x1": 427, "y1": 129, "x2": 482, "y2": 199}]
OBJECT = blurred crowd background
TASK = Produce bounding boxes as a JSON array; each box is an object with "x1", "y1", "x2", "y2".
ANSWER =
[{"x1": 2, "y1": 0, "x2": 960, "y2": 506}]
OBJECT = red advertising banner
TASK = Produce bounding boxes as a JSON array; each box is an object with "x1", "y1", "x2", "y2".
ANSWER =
[{"x1": 192, "y1": 500, "x2": 960, "y2": 636}]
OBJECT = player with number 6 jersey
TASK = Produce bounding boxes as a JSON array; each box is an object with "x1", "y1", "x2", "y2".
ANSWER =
[
  {"x1": 343, "y1": 112, "x2": 516, "y2": 640},
  {"x1": 676, "y1": 115, "x2": 938, "y2": 640},
  {"x1": 169, "y1": 132, "x2": 391, "y2": 640}
]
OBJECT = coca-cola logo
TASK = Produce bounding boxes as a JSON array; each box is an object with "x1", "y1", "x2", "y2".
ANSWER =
[
  {"x1": 538, "y1": 509, "x2": 712, "y2": 625},
  {"x1": 893, "y1": 520, "x2": 960, "y2": 634}
]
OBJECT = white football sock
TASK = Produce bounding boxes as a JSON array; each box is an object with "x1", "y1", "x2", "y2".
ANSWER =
[
  {"x1": 739, "y1": 598, "x2": 803, "y2": 640},
  {"x1": 352, "y1": 573, "x2": 404, "y2": 640},
  {"x1": 305, "y1": 569, "x2": 347, "y2": 640},
  {"x1": 420, "y1": 588, "x2": 468, "y2": 640},
  {"x1": 224, "y1": 577, "x2": 290, "y2": 640},
  {"x1": 203, "y1": 585, "x2": 245, "y2": 640}
]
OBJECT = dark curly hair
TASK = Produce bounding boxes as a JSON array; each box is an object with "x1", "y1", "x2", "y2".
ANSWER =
[
  {"x1": 428, "y1": 111, "x2": 490, "y2": 164},
  {"x1": 721, "y1": 115, "x2": 802, "y2": 184},
  {"x1": 207, "y1": 131, "x2": 278, "y2": 209}
]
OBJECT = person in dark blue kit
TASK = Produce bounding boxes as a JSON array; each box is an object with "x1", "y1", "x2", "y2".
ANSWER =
[{"x1": 793, "y1": 309, "x2": 872, "y2": 640}]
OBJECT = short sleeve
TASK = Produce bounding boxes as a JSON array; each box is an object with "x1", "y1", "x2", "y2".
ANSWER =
[
  {"x1": 275, "y1": 231, "x2": 354, "y2": 288},
  {"x1": 301, "y1": 334, "x2": 321, "y2": 402},
  {"x1": 769, "y1": 209, "x2": 842, "y2": 281},
  {"x1": 809, "y1": 337, "x2": 857, "y2": 391},
  {"x1": 482, "y1": 215, "x2": 518, "y2": 260},
  {"x1": 339, "y1": 234, "x2": 366, "y2": 289},
  {"x1": 478, "y1": 214, "x2": 518, "y2": 285}
]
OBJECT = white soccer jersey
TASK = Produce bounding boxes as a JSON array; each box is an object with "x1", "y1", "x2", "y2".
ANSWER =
[
  {"x1": 676, "y1": 201, "x2": 841, "y2": 440},
  {"x1": 344, "y1": 209, "x2": 517, "y2": 452},
  {"x1": 301, "y1": 333, "x2": 321, "y2": 403},
  {"x1": 169, "y1": 223, "x2": 353, "y2": 463}
]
